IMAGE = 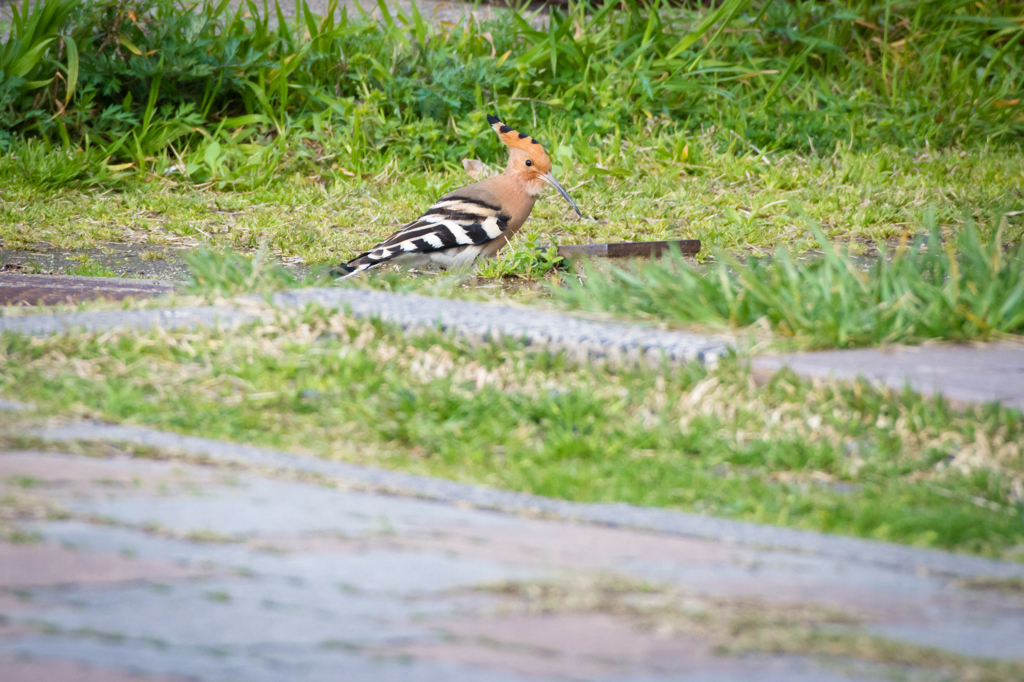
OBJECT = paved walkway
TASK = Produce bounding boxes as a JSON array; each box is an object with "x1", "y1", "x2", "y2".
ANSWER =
[
  {"x1": 752, "y1": 344, "x2": 1024, "y2": 410},
  {"x1": 2, "y1": 418, "x2": 1023, "y2": 682}
]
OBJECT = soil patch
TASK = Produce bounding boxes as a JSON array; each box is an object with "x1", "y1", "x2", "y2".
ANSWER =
[{"x1": 0, "y1": 243, "x2": 191, "y2": 281}]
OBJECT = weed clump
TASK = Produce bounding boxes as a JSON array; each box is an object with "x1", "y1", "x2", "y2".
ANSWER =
[{"x1": 558, "y1": 211, "x2": 1024, "y2": 348}]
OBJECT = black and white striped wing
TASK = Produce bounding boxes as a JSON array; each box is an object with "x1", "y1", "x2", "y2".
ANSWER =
[
  {"x1": 366, "y1": 195, "x2": 510, "y2": 262},
  {"x1": 333, "y1": 191, "x2": 512, "y2": 278}
]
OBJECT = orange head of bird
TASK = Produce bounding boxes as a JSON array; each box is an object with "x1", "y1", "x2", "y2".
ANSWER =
[{"x1": 487, "y1": 114, "x2": 581, "y2": 217}]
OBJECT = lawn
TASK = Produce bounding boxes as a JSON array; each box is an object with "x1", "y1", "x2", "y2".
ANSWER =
[
  {"x1": 2, "y1": 0, "x2": 1023, "y2": 554},
  {"x1": 2, "y1": 0, "x2": 1021, "y2": 265},
  {"x1": 3, "y1": 140, "x2": 1022, "y2": 262},
  {"x1": 3, "y1": 0, "x2": 1023, "y2": 342}
]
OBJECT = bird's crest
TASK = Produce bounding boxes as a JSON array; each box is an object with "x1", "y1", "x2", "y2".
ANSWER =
[{"x1": 487, "y1": 114, "x2": 547, "y2": 155}]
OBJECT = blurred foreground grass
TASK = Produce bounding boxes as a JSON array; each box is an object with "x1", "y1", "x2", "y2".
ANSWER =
[{"x1": 2, "y1": 306, "x2": 1022, "y2": 557}]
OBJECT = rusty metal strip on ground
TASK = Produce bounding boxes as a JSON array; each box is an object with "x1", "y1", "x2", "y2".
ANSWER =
[{"x1": 556, "y1": 239, "x2": 701, "y2": 260}]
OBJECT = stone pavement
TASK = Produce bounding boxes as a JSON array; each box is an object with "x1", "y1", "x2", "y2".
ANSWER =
[
  {"x1": 2, "y1": 418, "x2": 1023, "y2": 682},
  {"x1": 751, "y1": 343, "x2": 1024, "y2": 410}
]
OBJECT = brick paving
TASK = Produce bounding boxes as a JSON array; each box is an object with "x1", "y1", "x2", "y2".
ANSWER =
[{"x1": 0, "y1": 422, "x2": 1022, "y2": 681}]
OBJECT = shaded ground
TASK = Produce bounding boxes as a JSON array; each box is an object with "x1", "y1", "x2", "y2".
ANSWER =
[
  {"x1": 1, "y1": 243, "x2": 192, "y2": 281},
  {"x1": 1, "y1": 416, "x2": 1023, "y2": 681}
]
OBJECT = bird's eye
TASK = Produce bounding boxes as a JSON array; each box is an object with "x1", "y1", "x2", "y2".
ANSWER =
[{"x1": 525, "y1": 159, "x2": 532, "y2": 167}]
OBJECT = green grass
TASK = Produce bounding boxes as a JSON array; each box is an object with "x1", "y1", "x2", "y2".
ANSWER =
[
  {"x1": 557, "y1": 211, "x2": 1024, "y2": 348},
  {"x1": 183, "y1": 243, "x2": 330, "y2": 296},
  {"x1": 475, "y1": 230, "x2": 565, "y2": 279},
  {"x1": 3, "y1": 0, "x2": 1022, "y2": 172},
  {"x1": 65, "y1": 255, "x2": 117, "y2": 277},
  {"x1": 2, "y1": 142, "x2": 1021, "y2": 268},
  {"x1": 4, "y1": 0, "x2": 1023, "y2": 558},
  {"x1": 1, "y1": 0, "x2": 1022, "y2": 288},
  {"x1": 2, "y1": 308, "x2": 1022, "y2": 557}
]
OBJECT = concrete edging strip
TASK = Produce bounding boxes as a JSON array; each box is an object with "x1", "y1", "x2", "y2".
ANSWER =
[
  {"x1": 0, "y1": 306, "x2": 254, "y2": 337},
  {"x1": 0, "y1": 287, "x2": 731, "y2": 365},
  {"x1": 33, "y1": 421, "x2": 1024, "y2": 581},
  {"x1": 269, "y1": 288, "x2": 730, "y2": 365}
]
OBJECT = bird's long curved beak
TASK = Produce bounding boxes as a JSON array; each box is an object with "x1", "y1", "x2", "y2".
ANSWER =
[{"x1": 541, "y1": 173, "x2": 582, "y2": 217}]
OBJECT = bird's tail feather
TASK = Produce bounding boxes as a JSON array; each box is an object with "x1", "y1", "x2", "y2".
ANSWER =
[{"x1": 330, "y1": 256, "x2": 379, "y2": 280}]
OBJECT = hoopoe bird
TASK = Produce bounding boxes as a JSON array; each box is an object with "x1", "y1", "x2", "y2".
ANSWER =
[{"x1": 332, "y1": 115, "x2": 581, "y2": 278}]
